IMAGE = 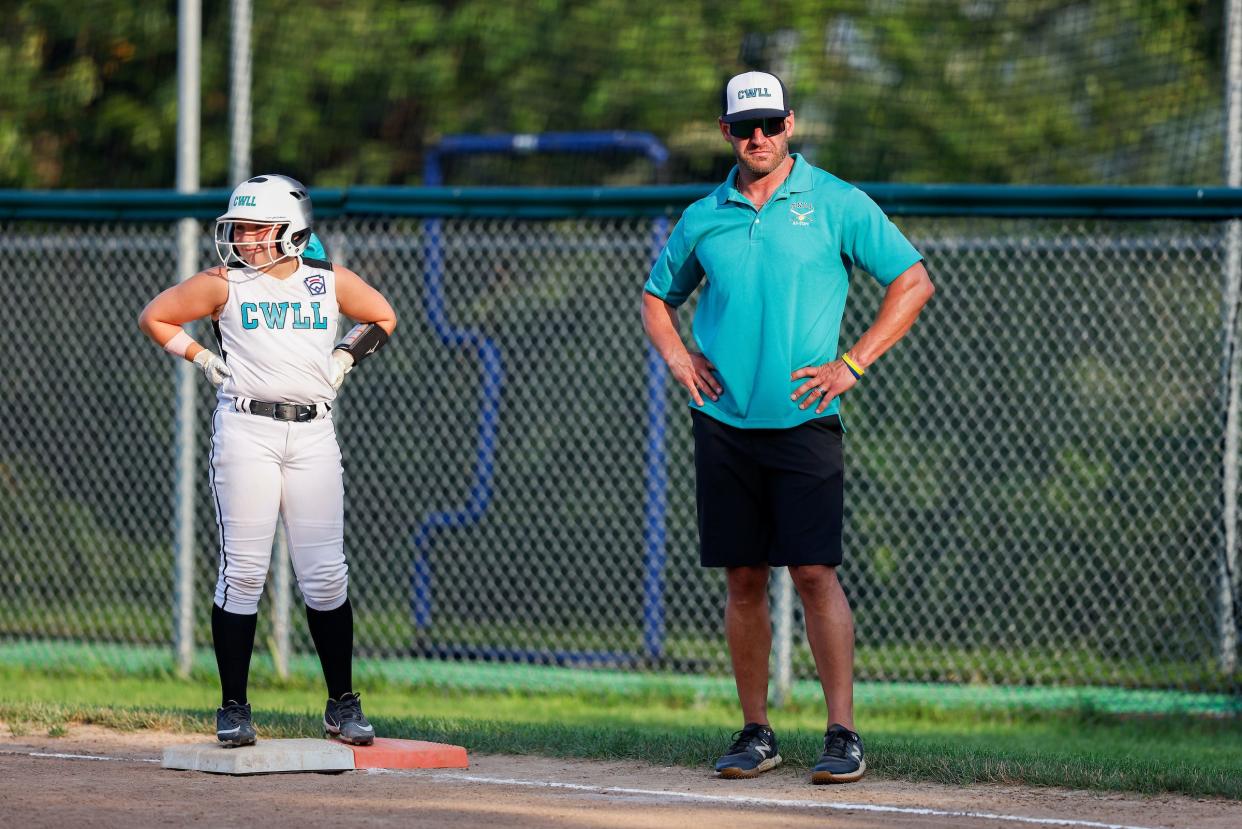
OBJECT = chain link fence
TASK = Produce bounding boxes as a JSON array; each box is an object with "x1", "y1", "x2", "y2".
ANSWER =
[{"x1": 1, "y1": 205, "x2": 1239, "y2": 703}]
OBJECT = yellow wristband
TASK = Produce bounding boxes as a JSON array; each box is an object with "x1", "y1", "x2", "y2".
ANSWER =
[{"x1": 841, "y1": 352, "x2": 865, "y2": 378}]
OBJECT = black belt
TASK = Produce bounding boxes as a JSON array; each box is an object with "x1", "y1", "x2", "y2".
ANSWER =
[{"x1": 242, "y1": 400, "x2": 323, "y2": 422}]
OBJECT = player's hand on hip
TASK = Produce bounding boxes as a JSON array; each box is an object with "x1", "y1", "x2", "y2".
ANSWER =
[
  {"x1": 791, "y1": 361, "x2": 856, "y2": 413},
  {"x1": 192, "y1": 350, "x2": 232, "y2": 388},
  {"x1": 667, "y1": 350, "x2": 722, "y2": 407},
  {"x1": 329, "y1": 350, "x2": 354, "y2": 391}
]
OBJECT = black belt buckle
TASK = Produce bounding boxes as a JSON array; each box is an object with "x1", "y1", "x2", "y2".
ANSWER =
[
  {"x1": 245, "y1": 400, "x2": 317, "y2": 422},
  {"x1": 273, "y1": 403, "x2": 315, "y2": 422}
]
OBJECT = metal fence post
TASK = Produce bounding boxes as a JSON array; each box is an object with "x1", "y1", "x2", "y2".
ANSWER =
[
  {"x1": 1220, "y1": 0, "x2": 1242, "y2": 675},
  {"x1": 1222, "y1": 222, "x2": 1241, "y2": 677},
  {"x1": 270, "y1": 525, "x2": 291, "y2": 679},
  {"x1": 228, "y1": 0, "x2": 252, "y2": 187},
  {"x1": 771, "y1": 568, "x2": 794, "y2": 707},
  {"x1": 172, "y1": 0, "x2": 201, "y2": 678}
]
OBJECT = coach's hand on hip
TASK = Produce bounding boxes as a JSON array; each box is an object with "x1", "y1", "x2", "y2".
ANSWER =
[
  {"x1": 791, "y1": 360, "x2": 857, "y2": 413},
  {"x1": 669, "y1": 350, "x2": 722, "y2": 406}
]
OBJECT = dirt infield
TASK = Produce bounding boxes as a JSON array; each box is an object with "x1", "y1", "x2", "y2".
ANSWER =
[{"x1": 1, "y1": 725, "x2": 1239, "y2": 829}]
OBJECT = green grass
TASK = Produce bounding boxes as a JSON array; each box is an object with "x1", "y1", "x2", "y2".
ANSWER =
[
  {"x1": 3, "y1": 663, "x2": 1242, "y2": 800},
  {"x1": 5, "y1": 612, "x2": 1238, "y2": 692},
  {"x1": 3, "y1": 640, "x2": 1237, "y2": 715}
]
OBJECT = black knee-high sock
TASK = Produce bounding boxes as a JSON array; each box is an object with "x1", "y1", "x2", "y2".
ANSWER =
[
  {"x1": 306, "y1": 599, "x2": 354, "y2": 700},
  {"x1": 212, "y1": 603, "x2": 258, "y2": 706}
]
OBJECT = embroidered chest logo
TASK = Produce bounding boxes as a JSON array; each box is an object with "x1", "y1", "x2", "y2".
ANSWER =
[
  {"x1": 304, "y1": 274, "x2": 326, "y2": 296},
  {"x1": 789, "y1": 201, "x2": 815, "y2": 226}
]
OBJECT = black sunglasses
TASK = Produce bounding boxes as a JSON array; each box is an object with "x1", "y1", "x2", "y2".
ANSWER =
[{"x1": 728, "y1": 117, "x2": 787, "y2": 139}]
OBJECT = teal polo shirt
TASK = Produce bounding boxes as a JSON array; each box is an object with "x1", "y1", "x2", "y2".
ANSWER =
[{"x1": 644, "y1": 154, "x2": 922, "y2": 429}]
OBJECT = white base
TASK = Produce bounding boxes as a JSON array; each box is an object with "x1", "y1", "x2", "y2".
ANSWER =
[{"x1": 161, "y1": 738, "x2": 356, "y2": 775}]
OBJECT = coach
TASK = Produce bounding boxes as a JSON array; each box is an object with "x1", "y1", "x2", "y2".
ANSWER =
[{"x1": 642, "y1": 70, "x2": 934, "y2": 784}]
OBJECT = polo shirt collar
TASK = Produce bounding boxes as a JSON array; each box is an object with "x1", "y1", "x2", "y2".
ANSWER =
[
  {"x1": 786, "y1": 153, "x2": 813, "y2": 193},
  {"x1": 719, "y1": 153, "x2": 814, "y2": 208}
]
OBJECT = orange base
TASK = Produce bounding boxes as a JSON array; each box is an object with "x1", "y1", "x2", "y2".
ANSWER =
[{"x1": 345, "y1": 738, "x2": 469, "y2": 770}]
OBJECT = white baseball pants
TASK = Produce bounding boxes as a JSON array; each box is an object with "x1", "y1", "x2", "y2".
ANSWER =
[{"x1": 208, "y1": 404, "x2": 348, "y2": 614}]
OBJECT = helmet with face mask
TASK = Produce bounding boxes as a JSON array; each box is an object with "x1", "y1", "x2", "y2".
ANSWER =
[{"x1": 214, "y1": 174, "x2": 313, "y2": 268}]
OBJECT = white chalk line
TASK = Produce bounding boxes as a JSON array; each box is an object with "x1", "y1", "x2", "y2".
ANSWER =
[
  {"x1": 0, "y1": 747, "x2": 160, "y2": 764},
  {"x1": 0, "y1": 748, "x2": 1170, "y2": 829},
  {"x1": 395, "y1": 770, "x2": 1165, "y2": 829}
]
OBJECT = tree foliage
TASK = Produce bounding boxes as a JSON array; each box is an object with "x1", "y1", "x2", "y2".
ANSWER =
[{"x1": 0, "y1": 1, "x2": 1226, "y2": 188}]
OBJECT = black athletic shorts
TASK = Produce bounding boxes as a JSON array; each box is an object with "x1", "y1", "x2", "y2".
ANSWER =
[{"x1": 692, "y1": 410, "x2": 844, "y2": 568}]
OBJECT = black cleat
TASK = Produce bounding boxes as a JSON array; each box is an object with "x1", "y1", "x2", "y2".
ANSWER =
[
  {"x1": 810, "y1": 723, "x2": 866, "y2": 783},
  {"x1": 324, "y1": 691, "x2": 375, "y2": 745},
  {"x1": 714, "y1": 723, "x2": 781, "y2": 779},
  {"x1": 216, "y1": 700, "x2": 257, "y2": 748}
]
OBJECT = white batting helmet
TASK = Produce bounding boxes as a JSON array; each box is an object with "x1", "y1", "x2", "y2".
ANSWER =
[{"x1": 214, "y1": 174, "x2": 314, "y2": 268}]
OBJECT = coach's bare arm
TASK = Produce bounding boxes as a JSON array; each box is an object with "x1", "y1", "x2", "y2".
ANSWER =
[
  {"x1": 849, "y1": 261, "x2": 934, "y2": 368},
  {"x1": 642, "y1": 293, "x2": 722, "y2": 407},
  {"x1": 790, "y1": 262, "x2": 935, "y2": 410}
]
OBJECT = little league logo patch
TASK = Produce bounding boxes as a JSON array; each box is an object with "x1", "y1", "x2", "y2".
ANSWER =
[
  {"x1": 789, "y1": 201, "x2": 815, "y2": 226},
  {"x1": 304, "y1": 274, "x2": 326, "y2": 296}
]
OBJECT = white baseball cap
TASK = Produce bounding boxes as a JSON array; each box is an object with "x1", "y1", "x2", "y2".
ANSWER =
[{"x1": 721, "y1": 71, "x2": 790, "y2": 123}]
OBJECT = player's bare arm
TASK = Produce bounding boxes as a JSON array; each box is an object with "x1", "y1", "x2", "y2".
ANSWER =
[
  {"x1": 334, "y1": 265, "x2": 397, "y2": 334},
  {"x1": 139, "y1": 268, "x2": 233, "y2": 386},
  {"x1": 329, "y1": 265, "x2": 398, "y2": 390},
  {"x1": 791, "y1": 261, "x2": 935, "y2": 412},
  {"x1": 641, "y1": 292, "x2": 722, "y2": 406},
  {"x1": 138, "y1": 267, "x2": 229, "y2": 357}
]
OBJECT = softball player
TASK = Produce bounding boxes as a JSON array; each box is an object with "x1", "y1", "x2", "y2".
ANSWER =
[{"x1": 139, "y1": 174, "x2": 396, "y2": 747}]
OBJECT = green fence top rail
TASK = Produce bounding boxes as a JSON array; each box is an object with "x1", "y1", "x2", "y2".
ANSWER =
[{"x1": 4, "y1": 184, "x2": 1242, "y2": 221}]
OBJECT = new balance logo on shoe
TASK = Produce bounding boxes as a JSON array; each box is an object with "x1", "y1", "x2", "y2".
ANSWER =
[
  {"x1": 811, "y1": 724, "x2": 866, "y2": 784},
  {"x1": 714, "y1": 724, "x2": 782, "y2": 779}
]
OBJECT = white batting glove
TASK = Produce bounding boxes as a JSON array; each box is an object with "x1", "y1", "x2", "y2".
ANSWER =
[
  {"x1": 329, "y1": 349, "x2": 354, "y2": 391},
  {"x1": 192, "y1": 349, "x2": 232, "y2": 388}
]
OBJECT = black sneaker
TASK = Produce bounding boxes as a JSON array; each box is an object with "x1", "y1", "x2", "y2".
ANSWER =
[
  {"x1": 810, "y1": 723, "x2": 866, "y2": 783},
  {"x1": 216, "y1": 700, "x2": 256, "y2": 748},
  {"x1": 714, "y1": 723, "x2": 781, "y2": 779},
  {"x1": 324, "y1": 691, "x2": 375, "y2": 745}
]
